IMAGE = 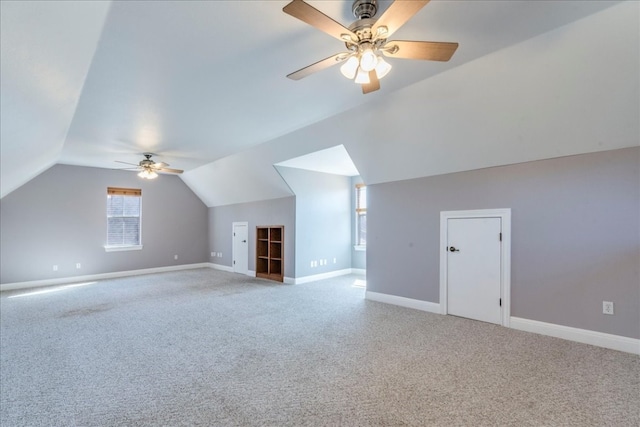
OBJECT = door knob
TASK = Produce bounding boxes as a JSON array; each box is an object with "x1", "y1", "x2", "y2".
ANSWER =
[
  {"x1": 449, "y1": 246, "x2": 459, "y2": 252},
  {"x1": 242, "y1": 240, "x2": 247, "y2": 243}
]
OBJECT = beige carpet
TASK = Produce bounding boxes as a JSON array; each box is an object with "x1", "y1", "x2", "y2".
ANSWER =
[{"x1": 1, "y1": 268, "x2": 638, "y2": 426}]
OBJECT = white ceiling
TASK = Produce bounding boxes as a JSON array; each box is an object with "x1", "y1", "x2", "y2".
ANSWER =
[
  {"x1": 275, "y1": 145, "x2": 359, "y2": 176},
  {"x1": 1, "y1": 1, "x2": 638, "y2": 203},
  {"x1": 1, "y1": 0, "x2": 111, "y2": 198}
]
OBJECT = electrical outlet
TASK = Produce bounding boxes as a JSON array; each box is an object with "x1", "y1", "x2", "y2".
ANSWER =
[
  {"x1": 53, "y1": 265, "x2": 58, "y2": 271},
  {"x1": 211, "y1": 252, "x2": 215, "y2": 257},
  {"x1": 603, "y1": 301, "x2": 614, "y2": 315},
  {"x1": 75, "y1": 263, "x2": 81, "y2": 269},
  {"x1": 333, "y1": 258, "x2": 337, "y2": 264},
  {"x1": 174, "y1": 255, "x2": 178, "y2": 260},
  {"x1": 218, "y1": 252, "x2": 222, "y2": 257}
]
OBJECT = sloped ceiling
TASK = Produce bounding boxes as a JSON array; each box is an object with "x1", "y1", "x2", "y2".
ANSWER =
[
  {"x1": 1, "y1": 1, "x2": 638, "y2": 204},
  {"x1": 275, "y1": 145, "x2": 360, "y2": 177},
  {"x1": 0, "y1": 1, "x2": 111, "y2": 198}
]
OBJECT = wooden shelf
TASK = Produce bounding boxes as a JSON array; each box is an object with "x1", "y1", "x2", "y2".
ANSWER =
[{"x1": 255, "y1": 225, "x2": 284, "y2": 283}]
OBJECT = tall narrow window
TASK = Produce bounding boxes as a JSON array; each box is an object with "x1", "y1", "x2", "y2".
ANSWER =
[
  {"x1": 355, "y1": 184, "x2": 366, "y2": 248},
  {"x1": 106, "y1": 187, "x2": 142, "y2": 251}
]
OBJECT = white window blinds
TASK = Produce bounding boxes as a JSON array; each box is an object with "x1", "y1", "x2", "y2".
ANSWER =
[
  {"x1": 106, "y1": 187, "x2": 141, "y2": 247},
  {"x1": 356, "y1": 184, "x2": 366, "y2": 246}
]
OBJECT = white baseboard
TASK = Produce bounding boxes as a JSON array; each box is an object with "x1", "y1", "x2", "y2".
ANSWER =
[
  {"x1": 510, "y1": 317, "x2": 640, "y2": 355},
  {"x1": 365, "y1": 291, "x2": 440, "y2": 314},
  {"x1": 290, "y1": 268, "x2": 354, "y2": 285},
  {"x1": 362, "y1": 294, "x2": 639, "y2": 354},
  {"x1": 209, "y1": 264, "x2": 256, "y2": 278},
  {"x1": 0, "y1": 263, "x2": 211, "y2": 292},
  {"x1": 208, "y1": 263, "x2": 234, "y2": 273},
  {"x1": 208, "y1": 267, "x2": 364, "y2": 285}
]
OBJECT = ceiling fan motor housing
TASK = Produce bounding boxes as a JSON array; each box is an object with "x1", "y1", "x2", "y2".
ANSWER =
[
  {"x1": 352, "y1": 0, "x2": 377, "y2": 19},
  {"x1": 348, "y1": 18, "x2": 376, "y2": 41},
  {"x1": 140, "y1": 152, "x2": 155, "y2": 167}
]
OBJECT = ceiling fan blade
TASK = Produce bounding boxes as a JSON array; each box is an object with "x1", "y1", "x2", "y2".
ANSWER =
[
  {"x1": 382, "y1": 40, "x2": 458, "y2": 61},
  {"x1": 114, "y1": 160, "x2": 140, "y2": 166},
  {"x1": 372, "y1": 0, "x2": 430, "y2": 40},
  {"x1": 283, "y1": 0, "x2": 357, "y2": 43},
  {"x1": 158, "y1": 167, "x2": 183, "y2": 174},
  {"x1": 151, "y1": 162, "x2": 168, "y2": 169},
  {"x1": 362, "y1": 70, "x2": 380, "y2": 94},
  {"x1": 287, "y1": 52, "x2": 350, "y2": 80}
]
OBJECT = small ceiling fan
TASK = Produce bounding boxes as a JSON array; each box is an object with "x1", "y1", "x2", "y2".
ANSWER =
[
  {"x1": 283, "y1": 0, "x2": 458, "y2": 94},
  {"x1": 115, "y1": 153, "x2": 183, "y2": 179}
]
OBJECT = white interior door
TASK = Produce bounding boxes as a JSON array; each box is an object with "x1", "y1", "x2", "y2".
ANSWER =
[
  {"x1": 447, "y1": 217, "x2": 502, "y2": 324},
  {"x1": 232, "y1": 222, "x2": 248, "y2": 275}
]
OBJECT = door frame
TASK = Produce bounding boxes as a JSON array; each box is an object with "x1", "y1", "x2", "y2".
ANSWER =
[
  {"x1": 439, "y1": 209, "x2": 511, "y2": 327},
  {"x1": 232, "y1": 221, "x2": 249, "y2": 276}
]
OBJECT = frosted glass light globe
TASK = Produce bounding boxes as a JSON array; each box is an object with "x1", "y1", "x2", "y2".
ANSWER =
[
  {"x1": 375, "y1": 57, "x2": 392, "y2": 79},
  {"x1": 340, "y1": 56, "x2": 359, "y2": 79},
  {"x1": 359, "y1": 49, "x2": 377, "y2": 72},
  {"x1": 354, "y1": 67, "x2": 370, "y2": 84}
]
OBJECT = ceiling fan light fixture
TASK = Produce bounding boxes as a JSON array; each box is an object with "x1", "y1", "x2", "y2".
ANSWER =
[
  {"x1": 340, "y1": 56, "x2": 359, "y2": 79},
  {"x1": 138, "y1": 169, "x2": 158, "y2": 179},
  {"x1": 354, "y1": 67, "x2": 370, "y2": 84},
  {"x1": 282, "y1": 0, "x2": 458, "y2": 94},
  {"x1": 359, "y1": 48, "x2": 377, "y2": 72},
  {"x1": 374, "y1": 56, "x2": 392, "y2": 79}
]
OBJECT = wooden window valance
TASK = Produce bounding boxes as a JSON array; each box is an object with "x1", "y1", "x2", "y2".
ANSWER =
[{"x1": 107, "y1": 187, "x2": 142, "y2": 196}]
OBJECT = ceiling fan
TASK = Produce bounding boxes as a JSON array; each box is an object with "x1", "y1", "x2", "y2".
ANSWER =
[
  {"x1": 115, "y1": 153, "x2": 183, "y2": 180},
  {"x1": 283, "y1": 0, "x2": 458, "y2": 94}
]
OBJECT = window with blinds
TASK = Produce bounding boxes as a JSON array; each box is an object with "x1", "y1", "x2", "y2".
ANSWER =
[
  {"x1": 356, "y1": 184, "x2": 366, "y2": 247},
  {"x1": 106, "y1": 187, "x2": 142, "y2": 249}
]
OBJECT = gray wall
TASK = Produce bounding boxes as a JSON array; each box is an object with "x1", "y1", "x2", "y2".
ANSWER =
[
  {"x1": 351, "y1": 176, "x2": 366, "y2": 271},
  {"x1": 367, "y1": 147, "x2": 639, "y2": 339},
  {"x1": 276, "y1": 167, "x2": 352, "y2": 278},
  {"x1": 0, "y1": 165, "x2": 209, "y2": 284},
  {"x1": 208, "y1": 196, "x2": 295, "y2": 278}
]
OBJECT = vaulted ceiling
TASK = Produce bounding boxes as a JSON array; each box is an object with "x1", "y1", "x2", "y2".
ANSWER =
[{"x1": 1, "y1": 1, "x2": 638, "y2": 205}]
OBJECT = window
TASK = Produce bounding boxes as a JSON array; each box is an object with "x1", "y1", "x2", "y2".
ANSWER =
[
  {"x1": 105, "y1": 187, "x2": 142, "y2": 251},
  {"x1": 355, "y1": 184, "x2": 366, "y2": 249}
]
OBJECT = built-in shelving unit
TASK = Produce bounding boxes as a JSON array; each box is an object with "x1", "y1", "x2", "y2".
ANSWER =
[{"x1": 256, "y1": 225, "x2": 284, "y2": 282}]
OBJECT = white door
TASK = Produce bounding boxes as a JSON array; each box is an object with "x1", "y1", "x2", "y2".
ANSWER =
[
  {"x1": 447, "y1": 217, "x2": 502, "y2": 324},
  {"x1": 232, "y1": 222, "x2": 248, "y2": 275}
]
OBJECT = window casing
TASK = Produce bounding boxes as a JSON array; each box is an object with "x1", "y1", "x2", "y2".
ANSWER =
[
  {"x1": 105, "y1": 187, "x2": 142, "y2": 251},
  {"x1": 355, "y1": 184, "x2": 366, "y2": 248}
]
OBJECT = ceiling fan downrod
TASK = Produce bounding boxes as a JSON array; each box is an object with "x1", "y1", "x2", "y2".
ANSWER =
[
  {"x1": 352, "y1": 0, "x2": 377, "y2": 19},
  {"x1": 348, "y1": 0, "x2": 384, "y2": 48}
]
